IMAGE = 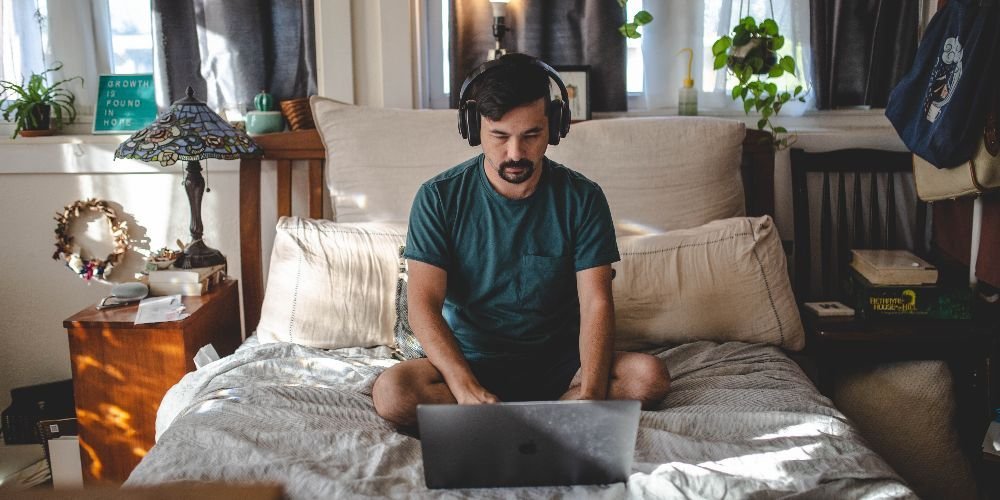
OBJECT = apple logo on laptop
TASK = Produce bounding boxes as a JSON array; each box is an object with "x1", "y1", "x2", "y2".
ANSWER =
[{"x1": 518, "y1": 440, "x2": 538, "y2": 455}]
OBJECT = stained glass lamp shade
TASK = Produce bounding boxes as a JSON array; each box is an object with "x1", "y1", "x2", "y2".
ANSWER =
[{"x1": 115, "y1": 87, "x2": 262, "y2": 268}]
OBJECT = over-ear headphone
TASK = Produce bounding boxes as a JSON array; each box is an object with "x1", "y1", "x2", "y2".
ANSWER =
[{"x1": 457, "y1": 53, "x2": 571, "y2": 147}]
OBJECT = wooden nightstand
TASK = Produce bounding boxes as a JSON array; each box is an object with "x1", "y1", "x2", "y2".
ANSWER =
[{"x1": 63, "y1": 279, "x2": 242, "y2": 484}]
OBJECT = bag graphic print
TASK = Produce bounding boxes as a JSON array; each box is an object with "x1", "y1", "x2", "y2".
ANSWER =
[{"x1": 885, "y1": 0, "x2": 1000, "y2": 168}]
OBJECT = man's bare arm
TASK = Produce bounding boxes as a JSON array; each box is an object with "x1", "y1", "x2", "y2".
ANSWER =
[
  {"x1": 406, "y1": 260, "x2": 499, "y2": 404},
  {"x1": 575, "y1": 264, "x2": 616, "y2": 400}
]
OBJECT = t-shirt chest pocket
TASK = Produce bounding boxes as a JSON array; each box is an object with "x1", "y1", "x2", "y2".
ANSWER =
[{"x1": 518, "y1": 254, "x2": 573, "y2": 310}]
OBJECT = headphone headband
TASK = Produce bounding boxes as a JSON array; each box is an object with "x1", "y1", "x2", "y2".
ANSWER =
[
  {"x1": 458, "y1": 53, "x2": 569, "y2": 107},
  {"x1": 457, "y1": 53, "x2": 571, "y2": 146}
]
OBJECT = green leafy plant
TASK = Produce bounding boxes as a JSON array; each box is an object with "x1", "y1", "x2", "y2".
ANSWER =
[
  {"x1": 617, "y1": 0, "x2": 653, "y2": 39},
  {"x1": 0, "y1": 63, "x2": 83, "y2": 138},
  {"x1": 711, "y1": 16, "x2": 805, "y2": 149}
]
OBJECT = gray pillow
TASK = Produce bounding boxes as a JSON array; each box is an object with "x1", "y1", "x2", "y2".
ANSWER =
[{"x1": 394, "y1": 246, "x2": 426, "y2": 360}]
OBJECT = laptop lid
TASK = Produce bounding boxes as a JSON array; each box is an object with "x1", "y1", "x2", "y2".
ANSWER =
[{"x1": 417, "y1": 400, "x2": 641, "y2": 489}]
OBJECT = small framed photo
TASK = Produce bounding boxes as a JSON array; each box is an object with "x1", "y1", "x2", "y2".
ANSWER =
[{"x1": 552, "y1": 65, "x2": 591, "y2": 122}]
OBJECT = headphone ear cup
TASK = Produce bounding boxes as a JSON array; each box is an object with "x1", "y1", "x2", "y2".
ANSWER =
[
  {"x1": 458, "y1": 102, "x2": 469, "y2": 139},
  {"x1": 548, "y1": 100, "x2": 563, "y2": 146},
  {"x1": 561, "y1": 100, "x2": 572, "y2": 138},
  {"x1": 466, "y1": 101, "x2": 481, "y2": 147}
]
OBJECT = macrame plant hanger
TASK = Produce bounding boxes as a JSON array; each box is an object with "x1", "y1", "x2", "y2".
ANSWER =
[{"x1": 736, "y1": 0, "x2": 776, "y2": 21}]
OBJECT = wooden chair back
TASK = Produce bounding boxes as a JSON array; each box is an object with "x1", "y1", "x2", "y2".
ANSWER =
[{"x1": 790, "y1": 148, "x2": 928, "y2": 301}]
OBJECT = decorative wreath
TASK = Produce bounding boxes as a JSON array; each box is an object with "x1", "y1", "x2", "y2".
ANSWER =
[{"x1": 52, "y1": 198, "x2": 130, "y2": 282}]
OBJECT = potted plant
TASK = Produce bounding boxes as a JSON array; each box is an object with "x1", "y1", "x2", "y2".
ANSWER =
[
  {"x1": 1, "y1": 62, "x2": 82, "y2": 138},
  {"x1": 711, "y1": 17, "x2": 805, "y2": 149}
]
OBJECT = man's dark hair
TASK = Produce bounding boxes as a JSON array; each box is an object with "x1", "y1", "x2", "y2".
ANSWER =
[{"x1": 468, "y1": 60, "x2": 552, "y2": 121}]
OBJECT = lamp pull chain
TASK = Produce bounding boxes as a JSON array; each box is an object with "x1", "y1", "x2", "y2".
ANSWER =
[{"x1": 205, "y1": 160, "x2": 211, "y2": 193}]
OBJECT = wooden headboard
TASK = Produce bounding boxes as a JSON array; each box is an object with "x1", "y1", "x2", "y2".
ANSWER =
[{"x1": 237, "y1": 127, "x2": 774, "y2": 334}]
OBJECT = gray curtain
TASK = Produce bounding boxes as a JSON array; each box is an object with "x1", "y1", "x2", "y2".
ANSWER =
[
  {"x1": 810, "y1": 0, "x2": 918, "y2": 109},
  {"x1": 151, "y1": 0, "x2": 316, "y2": 110},
  {"x1": 450, "y1": 0, "x2": 626, "y2": 112}
]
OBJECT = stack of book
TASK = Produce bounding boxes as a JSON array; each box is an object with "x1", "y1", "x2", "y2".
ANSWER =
[
  {"x1": 147, "y1": 264, "x2": 226, "y2": 296},
  {"x1": 847, "y1": 249, "x2": 970, "y2": 319}
]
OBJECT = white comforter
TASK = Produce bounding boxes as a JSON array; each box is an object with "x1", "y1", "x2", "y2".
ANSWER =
[{"x1": 126, "y1": 339, "x2": 915, "y2": 499}]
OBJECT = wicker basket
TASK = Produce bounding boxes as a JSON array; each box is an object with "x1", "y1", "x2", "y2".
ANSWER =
[{"x1": 279, "y1": 97, "x2": 315, "y2": 131}]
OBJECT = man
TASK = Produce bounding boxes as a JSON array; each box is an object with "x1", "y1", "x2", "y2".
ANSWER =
[{"x1": 372, "y1": 55, "x2": 670, "y2": 429}]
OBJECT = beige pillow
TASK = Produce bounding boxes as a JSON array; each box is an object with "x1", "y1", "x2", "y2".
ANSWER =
[
  {"x1": 612, "y1": 216, "x2": 804, "y2": 351},
  {"x1": 256, "y1": 217, "x2": 407, "y2": 349},
  {"x1": 311, "y1": 96, "x2": 477, "y2": 222},
  {"x1": 546, "y1": 117, "x2": 747, "y2": 232},
  {"x1": 311, "y1": 97, "x2": 747, "y2": 231}
]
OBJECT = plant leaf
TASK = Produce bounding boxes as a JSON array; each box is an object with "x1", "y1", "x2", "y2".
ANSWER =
[
  {"x1": 757, "y1": 118, "x2": 768, "y2": 129},
  {"x1": 744, "y1": 99, "x2": 753, "y2": 114},
  {"x1": 634, "y1": 10, "x2": 653, "y2": 24},
  {"x1": 780, "y1": 56, "x2": 796, "y2": 75},
  {"x1": 761, "y1": 19, "x2": 779, "y2": 36},
  {"x1": 732, "y1": 31, "x2": 751, "y2": 47},
  {"x1": 794, "y1": 85, "x2": 803, "y2": 96},
  {"x1": 774, "y1": 126, "x2": 788, "y2": 134},
  {"x1": 714, "y1": 53, "x2": 728, "y2": 70},
  {"x1": 770, "y1": 36, "x2": 784, "y2": 51},
  {"x1": 768, "y1": 65, "x2": 784, "y2": 78},
  {"x1": 740, "y1": 16, "x2": 757, "y2": 31},
  {"x1": 712, "y1": 36, "x2": 732, "y2": 56},
  {"x1": 764, "y1": 82, "x2": 778, "y2": 96},
  {"x1": 618, "y1": 23, "x2": 640, "y2": 38},
  {"x1": 732, "y1": 85, "x2": 743, "y2": 100}
]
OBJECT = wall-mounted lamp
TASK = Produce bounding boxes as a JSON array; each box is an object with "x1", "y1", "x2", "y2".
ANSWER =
[{"x1": 489, "y1": 0, "x2": 511, "y2": 60}]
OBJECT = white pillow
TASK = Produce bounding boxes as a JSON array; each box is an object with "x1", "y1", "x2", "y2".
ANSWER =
[
  {"x1": 612, "y1": 216, "x2": 804, "y2": 351},
  {"x1": 256, "y1": 217, "x2": 407, "y2": 349}
]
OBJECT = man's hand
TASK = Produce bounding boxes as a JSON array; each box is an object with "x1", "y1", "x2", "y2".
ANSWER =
[{"x1": 451, "y1": 381, "x2": 500, "y2": 404}]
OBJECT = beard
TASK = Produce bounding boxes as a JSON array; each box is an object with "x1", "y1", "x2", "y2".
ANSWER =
[{"x1": 498, "y1": 159, "x2": 536, "y2": 184}]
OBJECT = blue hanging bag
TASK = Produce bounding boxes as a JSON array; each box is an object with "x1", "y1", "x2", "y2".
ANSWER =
[{"x1": 885, "y1": 0, "x2": 1000, "y2": 168}]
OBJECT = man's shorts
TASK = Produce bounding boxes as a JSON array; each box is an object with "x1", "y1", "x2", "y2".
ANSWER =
[{"x1": 467, "y1": 346, "x2": 581, "y2": 402}]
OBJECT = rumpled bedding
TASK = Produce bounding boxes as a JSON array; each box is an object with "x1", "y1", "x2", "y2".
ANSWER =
[{"x1": 125, "y1": 338, "x2": 915, "y2": 499}]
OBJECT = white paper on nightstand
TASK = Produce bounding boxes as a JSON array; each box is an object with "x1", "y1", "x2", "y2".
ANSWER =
[
  {"x1": 135, "y1": 294, "x2": 189, "y2": 324},
  {"x1": 49, "y1": 436, "x2": 83, "y2": 488},
  {"x1": 983, "y1": 421, "x2": 1000, "y2": 457}
]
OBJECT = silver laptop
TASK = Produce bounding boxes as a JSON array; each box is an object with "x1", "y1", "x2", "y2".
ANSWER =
[{"x1": 417, "y1": 400, "x2": 641, "y2": 489}]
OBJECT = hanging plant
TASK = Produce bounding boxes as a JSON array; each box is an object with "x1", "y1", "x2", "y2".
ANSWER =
[
  {"x1": 616, "y1": 0, "x2": 653, "y2": 39},
  {"x1": 711, "y1": 15, "x2": 806, "y2": 149}
]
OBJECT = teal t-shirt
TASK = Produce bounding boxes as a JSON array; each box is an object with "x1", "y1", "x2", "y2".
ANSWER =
[{"x1": 403, "y1": 155, "x2": 620, "y2": 360}]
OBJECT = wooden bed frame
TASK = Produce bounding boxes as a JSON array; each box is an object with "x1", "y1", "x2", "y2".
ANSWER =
[{"x1": 237, "y1": 128, "x2": 775, "y2": 334}]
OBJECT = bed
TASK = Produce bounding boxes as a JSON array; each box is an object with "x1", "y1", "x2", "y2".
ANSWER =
[{"x1": 124, "y1": 98, "x2": 916, "y2": 499}]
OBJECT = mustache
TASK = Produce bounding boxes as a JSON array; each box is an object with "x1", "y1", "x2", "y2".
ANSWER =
[{"x1": 499, "y1": 159, "x2": 534, "y2": 170}]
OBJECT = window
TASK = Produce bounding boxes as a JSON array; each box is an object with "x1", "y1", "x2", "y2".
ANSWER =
[
  {"x1": 1, "y1": 0, "x2": 154, "y2": 115},
  {"x1": 106, "y1": 0, "x2": 153, "y2": 74},
  {"x1": 625, "y1": 0, "x2": 643, "y2": 94},
  {"x1": 423, "y1": 0, "x2": 449, "y2": 108},
  {"x1": 1, "y1": 0, "x2": 48, "y2": 85}
]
